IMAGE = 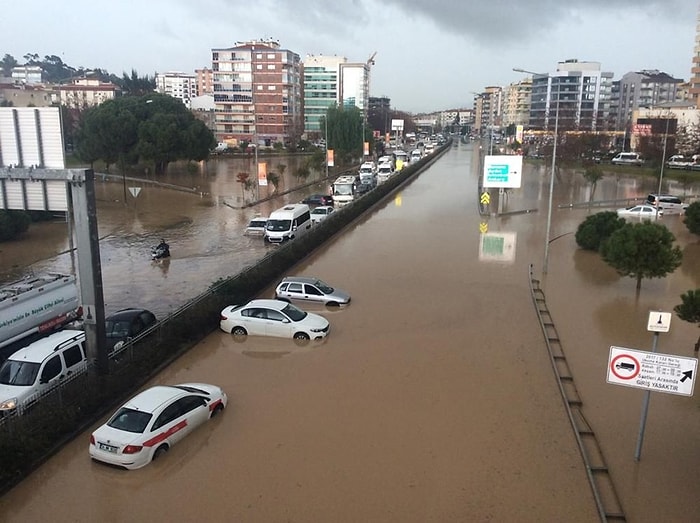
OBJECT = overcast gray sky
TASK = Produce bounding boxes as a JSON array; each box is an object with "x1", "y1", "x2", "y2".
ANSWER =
[{"x1": 4, "y1": 0, "x2": 698, "y2": 113}]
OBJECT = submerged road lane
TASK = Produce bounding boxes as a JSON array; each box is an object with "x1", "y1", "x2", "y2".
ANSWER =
[{"x1": 1, "y1": 142, "x2": 699, "y2": 522}]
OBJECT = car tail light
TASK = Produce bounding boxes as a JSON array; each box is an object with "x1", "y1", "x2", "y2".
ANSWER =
[
  {"x1": 220, "y1": 314, "x2": 228, "y2": 321},
  {"x1": 123, "y1": 445, "x2": 143, "y2": 454},
  {"x1": 90, "y1": 434, "x2": 95, "y2": 445}
]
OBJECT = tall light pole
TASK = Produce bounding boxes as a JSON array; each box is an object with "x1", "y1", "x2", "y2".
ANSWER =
[
  {"x1": 655, "y1": 114, "x2": 672, "y2": 216},
  {"x1": 513, "y1": 67, "x2": 559, "y2": 274}
]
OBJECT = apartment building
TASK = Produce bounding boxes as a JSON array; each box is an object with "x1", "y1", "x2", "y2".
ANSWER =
[
  {"x1": 195, "y1": 67, "x2": 214, "y2": 95},
  {"x1": 473, "y1": 86, "x2": 502, "y2": 135},
  {"x1": 501, "y1": 78, "x2": 531, "y2": 127},
  {"x1": 303, "y1": 55, "x2": 345, "y2": 134},
  {"x1": 1, "y1": 83, "x2": 55, "y2": 107},
  {"x1": 440, "y1": 109, "x2": 473, "y2": 130},
  {"x1": 155, "y1": 71, "x2": 198, "y2": 108},
  {"x1": 11, "y1": 65, "x2": 43, "y2": 84},
  {"x1": 339, "y1": 62, "x2": 370, "y2": 114},
  {"x1": 528, "y1": 59, "x2": 613, "y2": 132},
  {"x1": 612, "y1": 70, "x2": 684, "y2": 131},
  {"x1": 55, "y1": 78, "x2": 120, "y2": 110},
  {"x1": 689, "y1": 5, "x2": 700, "y2": 107},
  {"x1": 211, "y1": 38, "x2": 303, "y2": 146}
]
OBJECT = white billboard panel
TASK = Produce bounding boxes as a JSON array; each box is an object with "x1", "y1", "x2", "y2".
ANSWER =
[
  {"x1": 0, "y1": 107, "x2": 65, "y2": 169},
  {"x1": 483, "y1": 155, "x2": 523, "y2": 188},
  {"x1": 391, "y1": 119, "x2": 404, "y2": 131}
]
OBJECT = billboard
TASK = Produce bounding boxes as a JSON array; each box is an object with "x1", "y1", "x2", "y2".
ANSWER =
[
  {"x1": 483, "y1": 155, "x2": 523, "y2": 189},
  {"x1": 391, "y1": 119, "x2": 404, "y2": 131},
  {"x1": 257, "y1": 162, "x2": 267, "y2": 186}
]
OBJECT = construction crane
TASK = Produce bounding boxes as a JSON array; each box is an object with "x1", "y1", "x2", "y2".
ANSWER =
[{"x1": 367, "y1": 51, "x2": 377, "y2": 66}]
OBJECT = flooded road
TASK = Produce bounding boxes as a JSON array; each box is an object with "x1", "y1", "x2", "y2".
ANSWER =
[{"x1": 1, "y1": 144, "x2": 699, "y2": 522}]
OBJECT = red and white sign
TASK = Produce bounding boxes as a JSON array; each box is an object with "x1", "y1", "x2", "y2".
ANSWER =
[{"x1": 607, "y1": 346, "x2": 697, "y2": 397}]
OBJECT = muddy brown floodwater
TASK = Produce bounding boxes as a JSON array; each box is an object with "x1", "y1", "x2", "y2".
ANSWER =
[{"x1": 1, "y1": 143, "x2": 699, "y2": 522}]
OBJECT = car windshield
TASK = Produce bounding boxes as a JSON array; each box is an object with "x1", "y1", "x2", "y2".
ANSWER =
[
  {"x1": 249, "y1": 219, "x2": 267, "y2": 227},
  {"x1": 108, "y1": 407, "x2": 153, "y2": 433},
  {"x1": 0, "y1": 360, "x2": 40, "y2": 386},
  {"x1": 105, "y1": 319, "x2": 131, "y2": 338},
  {"x1": 312, "y1": 208, "x2": 326, "y2": 215},
  {"x1": 267, "y1": 219, "x2": 291, "y2": 231},
  {"x1": 281, "y1": 302, "x2": 307, "y2": 322},
  {"x1": 314, "y1": 280, "x2": 334, "y2": 293}
]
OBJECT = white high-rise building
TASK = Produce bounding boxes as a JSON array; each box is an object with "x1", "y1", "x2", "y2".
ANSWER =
[{"x1": 155, "y1": 72, "x2": 198, "y2": 109}]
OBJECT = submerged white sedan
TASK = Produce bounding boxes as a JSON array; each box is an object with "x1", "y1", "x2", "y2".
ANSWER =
[
  {"x1": 220, "y1": 299, "x2": 330, "y2": 341},
  {"x1": 616, "y1": 204, "x2": 663, "y2": 220},
  {"x1": 89, "y1": 383, "x2": 227, "y2": 469}
]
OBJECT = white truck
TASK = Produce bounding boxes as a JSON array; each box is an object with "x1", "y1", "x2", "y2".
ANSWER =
[{"x1": 0, "y1": 273, "x2": 82, "y2": 352}]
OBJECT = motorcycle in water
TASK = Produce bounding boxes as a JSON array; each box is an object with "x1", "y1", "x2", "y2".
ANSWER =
[{"x1": 151, "y1": 242, "x2": 171, "y2": 261}]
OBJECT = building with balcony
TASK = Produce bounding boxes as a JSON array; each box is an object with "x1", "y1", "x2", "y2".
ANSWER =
[
  {"x1": 11, "y1": 65, "x2": 43, "y2": 84},
  {"x1": 689, "y1": 5, "x2": 700, "y2": 107},
  {"x1": 473, "y1": 86, "x2": 502, "y2": 136},
  {"x1": 155, "y1": 71, "x2": 198, "y2": 108},
  {"x1": 613, "y1": 70, "x2": 684, "y2": 131},
  {"x1": 502, "y1": 78, "x2": 531, "y2": 127},
  {"x1": 196, "y1": 67, "x2": 214, "y2": 95},
  {"x1": 527, "y1": 59, "x2": 613, "y2": 132},
  {"x1": 55, "y1": 78, "x2": 120, "y2": 110},
  {"x1": 211, "y1": 38, "x2": 303, "y2": 146}
]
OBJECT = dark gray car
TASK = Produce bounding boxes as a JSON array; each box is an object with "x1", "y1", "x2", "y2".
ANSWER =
[{"x1": 275, "y1": 277, "x2": 351, "y2": 306}]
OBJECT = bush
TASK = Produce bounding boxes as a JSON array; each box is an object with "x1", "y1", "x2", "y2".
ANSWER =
[
  {"x1": 575, "y1": 211, "x2": 625, "y2": 251},
  {"x1": 684, "y1": 201, "x2": 700, "y2": 235}
]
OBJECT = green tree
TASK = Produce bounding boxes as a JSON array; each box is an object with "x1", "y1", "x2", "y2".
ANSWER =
[
  {"x1": 0, "y1": 54, "x2": 18, "y2": 77},
  {"x1": 575, "y1": 211, "x2": 625, "y2": 251},
  {"x1": 674, "y1": 289, "x2": 700, "y2": 352},
  {"x1": 601, "y1": 221, "x2": 683, "y2": 290},
  {"x1": 582, "y1": 165, "x2": 604, "y2": 201},
  {"x1": 266, "y1": 172, "x2": 280, "y2": 193},
  {"x1": 75, "y1": 94, "x2": 214, "y2": 174},
  {"x1": 684, "y1": 201, "x2": 700, "y2": 235},
  {"x1": 324, "y1": 105, "x2": 366, "y2": 164},
  {"x1": 118, "y1": 69, "x2": 156, "y2": 96}
]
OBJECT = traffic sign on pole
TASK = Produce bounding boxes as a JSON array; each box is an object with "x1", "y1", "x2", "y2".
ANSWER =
[{"x1": 607, "y1": 346, "x2": 697, "y2": 397}]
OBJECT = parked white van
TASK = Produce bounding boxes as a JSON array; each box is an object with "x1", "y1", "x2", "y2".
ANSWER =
[
  {"x1": 0, "y1": 330, "x2": 87, "y2": 416},
  {"x1": 611, "y1": 152, "x2": 644, "y2": 166},
  {"x1": 264, "y1": 204, "x2": 312, "y2": 243}
]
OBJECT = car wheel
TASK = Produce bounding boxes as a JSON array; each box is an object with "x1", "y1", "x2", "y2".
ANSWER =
[
  {"x1": 232, "y1": 326, "x2": 247, "y2": 338},
  {"x1": 153, "y1": 444, "x2": 169, "y2": 461},
  {"x1": 211, "y1": 403, "x2": 225, "y2": 418},
  {"x1": 293, "y1": 332, "x2": 310, "y2": 341},
  {"x1": 326, "y1": 301, "x2": 340, "y2": 307}
]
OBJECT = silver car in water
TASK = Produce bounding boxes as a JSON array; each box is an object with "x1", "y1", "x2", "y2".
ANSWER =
[{"x1": 274, "y1": 276, "x2": 351, "y2": 306}]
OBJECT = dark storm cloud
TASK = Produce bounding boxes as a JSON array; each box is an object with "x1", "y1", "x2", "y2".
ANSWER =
[{"x1": 380, "y1": 0, "x2": 692, "y2": 43}]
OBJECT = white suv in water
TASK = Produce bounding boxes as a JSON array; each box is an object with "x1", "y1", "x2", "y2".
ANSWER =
[{"x1": 0, "y1": 330, "x2": 87, "y2": 416}]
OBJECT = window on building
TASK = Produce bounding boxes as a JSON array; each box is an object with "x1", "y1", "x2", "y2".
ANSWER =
[
  {"x1": 256, "y1": 53, "x2": 263, "y2": 59},
  {"x1": 257, "y1": 64, "x2": 263, "y2": 70},
  {"x1": 267, "y1": 64, "x2": 275, "y2": 70},
  {"x1": 267, "y1": 54, "x2": 275, "y2": 59},
  {"x1": 268, "y1": 85, "x2": 276, "y2": 91}
]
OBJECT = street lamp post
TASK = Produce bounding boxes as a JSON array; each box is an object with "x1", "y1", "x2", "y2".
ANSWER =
[
  {"x1": 655, "y1": 115, "x2": 672, "y2": 216},
  {"x1": 513, "y1": 67, "x2": 559, "y2": 274}
]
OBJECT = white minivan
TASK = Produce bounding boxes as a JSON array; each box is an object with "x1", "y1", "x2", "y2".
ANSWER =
[
  {"x1": 611, "y1": 152, "x2": 644, "y2": 166},
  {"x1": 0, "y1": 330, "x2": 87, "y2": 416},
  {"x1": 264, "y1": 204, "x2": 312, "y2": 243}
]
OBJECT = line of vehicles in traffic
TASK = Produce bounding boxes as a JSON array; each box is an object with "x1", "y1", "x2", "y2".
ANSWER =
[{"x1": 244, "y1": 142, "x2": 440, "y2": 241}]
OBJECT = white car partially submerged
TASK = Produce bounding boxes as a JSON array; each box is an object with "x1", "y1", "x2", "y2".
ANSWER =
[
  {"x1": 220, "y1": 299, "x2": 330, "y2": 341},
  {"x1": 89, "y1": 383, "x2": 227, "y2": 470},
  {"x1": 616, "y1": 204, "x2": 663, "y2": 220},
  {"x1": 244, "y1": 216, "x2": 268, "y2": 236}
]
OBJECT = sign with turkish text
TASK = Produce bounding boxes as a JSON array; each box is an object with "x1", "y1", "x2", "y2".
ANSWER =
[
  {"x1": 483, "y1": 155, "x2": 523, "y2": 188},
  {"x1": 257, "y1": 162, "x2": 267, "y2": 186},
  {"x1": 606, "y1": 346, "x2": 697, "y2": 396}
]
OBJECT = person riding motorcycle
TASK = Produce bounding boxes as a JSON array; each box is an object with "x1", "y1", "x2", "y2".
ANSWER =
[{"x1": 153, "y1": 239, "x2": 170, "y2": 259}]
